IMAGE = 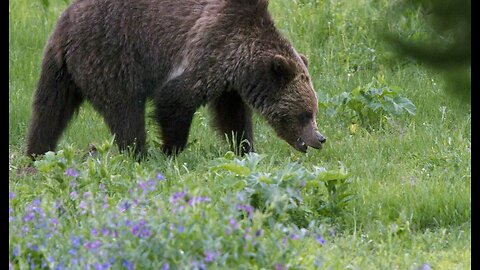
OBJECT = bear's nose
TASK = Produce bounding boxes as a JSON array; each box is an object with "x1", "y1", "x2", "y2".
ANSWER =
[{"x1": 316, "y1": 133, "x2": 326, "y2": 144}]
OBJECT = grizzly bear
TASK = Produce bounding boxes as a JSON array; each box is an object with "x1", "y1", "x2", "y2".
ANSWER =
[{"x1": 26, "y1": 0, "x2": 326, "y2": 158}]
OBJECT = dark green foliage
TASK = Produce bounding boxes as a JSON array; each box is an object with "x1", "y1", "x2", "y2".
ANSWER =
[
  {"x1": 210, "y1": 153, "x2": 354, "y2": 227},
  {"x1": 385, "y1": 0, "x2": 471, "y2": 100},
  {"x1": 321, "y1": 83, "x2": 416, "y2": 127}
]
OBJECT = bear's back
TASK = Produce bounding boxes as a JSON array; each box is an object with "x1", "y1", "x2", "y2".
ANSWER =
[{"x1": 53, "y1": 0, "x2": 215, "y2": 96}]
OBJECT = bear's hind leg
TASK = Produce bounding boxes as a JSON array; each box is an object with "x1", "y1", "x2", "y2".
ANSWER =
[
  {"x1": 210, "y1": 90, "x2": 254, "y2": 155},
  {"x1": 26, "y1": 53, "x2": 84, "y2": 158}
]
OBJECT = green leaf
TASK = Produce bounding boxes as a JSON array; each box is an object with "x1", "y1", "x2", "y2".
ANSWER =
[
  {"x1": 383, "y1": 96, "x2": 403, "y2": 115},
  {"x1": 213, "y1": 163, "x2": 251, "y2": 176},
  {"x1": 315, "y1": 169, "x2": 349, "y2": 182},
  {"x1": 393, "y1": 96, "x2": 417, "y2": 115},
  {"x1": 224, "y1": 151, "x2": 236, "y2": 160}
]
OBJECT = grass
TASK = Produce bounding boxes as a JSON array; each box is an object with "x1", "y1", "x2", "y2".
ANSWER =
[{"x1": 9, "y1": 0, "x2": 470, "y2": 269}]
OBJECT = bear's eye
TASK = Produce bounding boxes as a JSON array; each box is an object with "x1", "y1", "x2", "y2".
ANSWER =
[{"x1": 298, "y1": 112, "x2": 313, "y2": 124}]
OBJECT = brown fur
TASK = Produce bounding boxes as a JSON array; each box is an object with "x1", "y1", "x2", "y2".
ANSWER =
[{"x1": 26, "y1": 0, "x2": 325, "y2": 158}]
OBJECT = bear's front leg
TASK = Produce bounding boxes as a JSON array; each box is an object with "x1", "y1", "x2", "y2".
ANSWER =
[
  {"x1": 154, "y1": 77, "x2": 199, "y2": 156},
  {"x1": 210, "y1": 90, "x2": 254, "y2": 155}
]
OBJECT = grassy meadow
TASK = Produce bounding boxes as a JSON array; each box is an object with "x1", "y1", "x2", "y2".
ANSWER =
[{"x1": 9, "y1": 0, "x2": 471, "y2": 269}]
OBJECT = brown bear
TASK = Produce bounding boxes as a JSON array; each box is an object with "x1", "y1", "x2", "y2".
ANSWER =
[{"x1": 26, "y1": 0, "x2": 326, "y2": 158}]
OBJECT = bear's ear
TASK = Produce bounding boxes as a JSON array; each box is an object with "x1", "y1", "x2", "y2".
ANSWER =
[
  {"x1": 299, "y1": 53, "x2": 308, "y2": 67},
  {"x1": 272, "y1": 55, "x2": 296, "y2": 81}
]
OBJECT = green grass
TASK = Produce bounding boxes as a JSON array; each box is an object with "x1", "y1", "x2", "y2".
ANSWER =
[{"x1": 9, "y1": 0, "x2": 470, "y2": 269}]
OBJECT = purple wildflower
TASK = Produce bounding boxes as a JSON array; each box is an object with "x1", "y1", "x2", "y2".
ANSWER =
[
  {"x1": 290, "y1": 233, "x2": 299, "y2": 240},
  {"x1": 99, "y1": 183, "x2": 106, "y2": 191},
  {"x1": 54, "y1": 200, "x2": 64, "y2": 213},
  {"x1": 50, "y1": 217, "x2": 58, "y2": 226},
  {"x1": 417, "y1": 264, "x2": 432, "y2": 270},
  {"x1": 28, "y1": 198, "x2": 44, "y2": 219},
  {"x1": 70, "y1": 191, "x2": 78, "y2": 200},
  {"x1": 191, "y1": 261, "x2": 206, "y2": 270},
  {"x1": 175, "y1": 205, "x2": 185, "y2": 212},
  {"x1": 178, "y1": 225, "x2": 185, "y2": 233},
  {"x1": 122, "y1": 260, "x2": 134, "y2": 270},
  {"x1": 147, "y1": 179, "x2": 157, "y2": 191},
  {"x1": 69, "y1": 249, "x2": 77, "y2": 256},
  {"x1": 162, "y1": 263, "x2": 169, "y2": 270},
  {"x1": 243, "y1": 227, "x2": 252, "y2": 240},
  {"x1": 49, "y1": 218, "x2": 59, "y2": 234},
  {"x1": 101, "y1": 228, "x2": 110, "y2": 236},
  {"x1": 204, "y1": 250, "x2": 216, "y2": 262},
  {"x1": 315, "y1": 235, "x2": 326, "y2": 245},
  {"x1": 84, "y1": 240, "x2": 102, "y2": 251},
  {"x1": 118, "y1": 201, "x2": 132, "y2": 212},
  {"x1": 71, "y1": 236, "x2": 82, "y2": 248},
  {"x1": 157, "y1": 173, "x2": 165, "y2": 181},
  {"x1": 91, "y1": 228, "x2": 98, "y2": 237},
  {"x1": 237, "y1": 204, "x2": 254, "y2": 218},
  {"x1": 9, "y1": 192, "x2": 15, "y2": 200},
  {"x1": 22, "y1": 225, "x2": 29, "y2": 234},
  {"x1": 169, "y1": 191, "x2": 187, "y2": 204},
  {"x1": 188, "y1": 196, "x2": 211, "y2": 207},
  {"x1": 229, "y1": 217, "x2": 238, "y2": 230},
  {"x1": 26, "y1": 243, "x2": 39, "y2": 252},
  {"x1": 103, "y1": 195, "x2": 108, "y2": 209},
  {"x1": 32, "y1": 197, "x2": 41, "y2": 206},
  {"x1": 23, "y1": 211, "x2": 36, "y2": 222},
  {"x1": 79, "y1": 200, "x2": 88, "y2": 214},
  {"x1": 92, "y1": 262, "x2": 110, "y2": 270},
  {"x1": 13, "y1": 246, "x2": 20, "y2": 257},
  {"x1": 131, "y1": 220, "x2": 152, "y2": 239},
  {"x1": 65, "y1": 168, "x2": 79, "y2": 178},
  {"x1": 275, "y1": 263, "x2": 287, "y2": 270},
  {"x1": 137, "y1": 181, "x2": 148, "y2": 196},
  {"x1": 9, "y1": 205, "x2": 14, "y2": 221}
]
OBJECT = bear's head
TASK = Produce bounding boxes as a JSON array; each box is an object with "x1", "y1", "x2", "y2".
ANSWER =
[
  {"x1": 224, "y1": 0, "x2": 325, "y2": 152},
  {"x1": 261, "y1": 52, "x2": 326, "y2": 153}
]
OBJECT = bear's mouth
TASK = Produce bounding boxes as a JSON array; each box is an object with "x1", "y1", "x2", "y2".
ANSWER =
[{"x1": 294, "y1": 137, "x2": 323, "y2": 153}]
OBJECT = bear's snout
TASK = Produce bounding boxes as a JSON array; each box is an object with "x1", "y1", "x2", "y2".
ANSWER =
[
  {"x1": 317, "y1": 132, "x2": 326, "y2": 144},
  {"x1": 292, "y1": 126, "x2": 326, "y2": 153},
  {"x1": 302, "y1": 130, "x2": 325, "y2": 150}
]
